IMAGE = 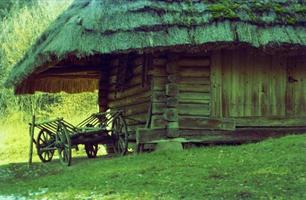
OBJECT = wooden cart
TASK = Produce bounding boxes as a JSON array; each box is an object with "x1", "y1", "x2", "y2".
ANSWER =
[{"x1": 29, "y1": 110, "x2": 128, "y2": 166}]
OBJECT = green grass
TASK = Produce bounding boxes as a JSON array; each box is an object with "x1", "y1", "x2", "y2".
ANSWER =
[{"x1": 0, "y1": 129, "x2": 305, "y2": 199}]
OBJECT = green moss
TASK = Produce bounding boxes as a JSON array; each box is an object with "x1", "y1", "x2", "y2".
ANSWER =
[
  {"x1": 274, "y1": 4, "x2": 285, "y2": 14},
  {"x1": 208, "y1": 4, "x2": 227, "y2": 12},
  {"x1": 296, "y1": 6, "x2": 306, "y2": 13},
  {"x1": 285, "y1": 15, "x2": 297, "y2": 25},
  {"x1": 208, "y1": 2, "x2": 239, "y2": 20}
]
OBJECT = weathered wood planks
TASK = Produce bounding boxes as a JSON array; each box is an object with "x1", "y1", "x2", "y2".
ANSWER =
[{"x1": 210, "y1": 48, "x2": 306, "y2": 118}]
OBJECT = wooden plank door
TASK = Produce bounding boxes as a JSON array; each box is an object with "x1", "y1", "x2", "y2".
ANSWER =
[
  {"x1": 212, "y1": 49, "x2": 288, "y2": 118},
  {"x1": 286, "y1": 57, "x2": 306, "y2": 116}
]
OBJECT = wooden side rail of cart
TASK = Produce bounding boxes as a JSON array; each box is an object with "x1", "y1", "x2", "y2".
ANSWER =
[{"x1": 28, "y1": 110, "x2": 129, "y2": 166}]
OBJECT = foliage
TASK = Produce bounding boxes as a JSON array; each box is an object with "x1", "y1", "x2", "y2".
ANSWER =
[
  {"x1": 0, "y1": 0, "x2": 97, "y2": 121},
  {"x1": 0, "y1": 131, "x2": 305, "y2": 199}
]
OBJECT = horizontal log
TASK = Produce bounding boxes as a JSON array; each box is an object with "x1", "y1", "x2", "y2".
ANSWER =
[
  {"x1": 153, "y1": 58, "x2": 167, "y2": 66},
  {"x1": 166, "y1": 83, "x2": 179, "y2": 97},
  {"x1": 123, "y1": 111, "x2": 148, "y2": 119},
  {"x1": 179, "y1": 117, "x2": 235, "y2": 130},
  {"x1": 179, "y1": 98, "x2": 210, "y2": 104},
  {"x1": 178, "y1": 84, "x2": 210, "y2": 93},
  {"x1": 108, "y1": 85, "x2": 149, "y2": 100},
  {"x1": 166, "y1": 62, "x2": 177, "y2": 74},
  {"x1": 152, "y1": 103, "x2": 167, "y2": 115},
  {"x1": 121, "y1": 102, "x2": 150, "y2": 116},
  {"x1": 109, "y1": 63, "x2": 143, "y2": 76},
  {"x1": 136, "y1": 128, "x2": 167, "y2": 144},
  {"x1": 179, "y1": 92, "x2": 211, "y2": 101},
  {"x1": 152, "y1": 91, "x2": 167, "y2": 103},
  {"x1": 177, "y1": 58, "x2": 210, "y2": 67},
  {"x1": 109, "y1": 75, "x2": 144, "y2": 89},
  {"x1": 179, "y1": 77, "x2": 210, "y2": 85},
  {"x1": 234, "y1": 117, "x2": 306, "y2": 127},
  {"x1": 151, "y1": 115, "x2": 168, "y2": 129},
  {"x1": 109, "y1": 70, "x2": 144, "y2": 85},
  {"x1": 178, "y1": 128, "x2": 306, "y2": 143},
  {"x1": 127, "y1": 55, "x2": 164, "y2": 67},
  {"x1": 178, "y1": 103, "x2": 210, "y2": 116},
  {"x1": 151, "y1": 76, "x2": 167, "y2": 91},
  {"x1": 124, "y1": 113, "x2": 148, "y2": 126},
  {"x1": 108, "y1": 93, "x2": 151, "y2": 108},
  {"x1": 128, "y1": 124, "x2": 147, "y2": 133},
  {"x1": 148, "y1": 66, "x2": 167, "y2": 76},
  {"x1": 111, "y1": 55, "x2": 165, "y2": 67},
  {"x1": 126, "y1": 120, "x2": 146, "y2": 126},
  {"x1": 178, "y1": 68, "x2": 210, "y2": 78}
]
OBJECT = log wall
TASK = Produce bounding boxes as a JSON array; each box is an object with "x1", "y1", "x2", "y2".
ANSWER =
[
  {"x1": 106, "y1": 56, "x2": 151, "y2": 134},
  {"x1": 176, "y1": 55, "x2": 212, "y2": 130}
]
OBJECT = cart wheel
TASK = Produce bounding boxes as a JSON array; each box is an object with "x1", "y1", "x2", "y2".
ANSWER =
[
  {"x1": 111, "y1": 114, "x2": 128, "y2": 155},
  {"x1": 85, "y1": 144, "x2": 98, "y2": 158},
  {"x1": 36, "y1": 129, "x2": 56, "y2": 162},
  {"x1": 56, "y1": 122, "x2": 72, "y2": 166}
]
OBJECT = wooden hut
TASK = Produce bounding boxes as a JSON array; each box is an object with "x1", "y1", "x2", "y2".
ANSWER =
[{"x1": 5, "y1": 0, "x2": 306, "y2": 148}]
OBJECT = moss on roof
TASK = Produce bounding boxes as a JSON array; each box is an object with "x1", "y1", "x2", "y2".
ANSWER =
[{"x1": 5, "y1": 0, "x2": 306, "y2": 94}]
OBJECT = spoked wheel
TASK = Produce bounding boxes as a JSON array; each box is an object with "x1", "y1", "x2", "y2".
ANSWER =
[
  {"x1": 111, "y1": 114, "x2": 128, "y2": 156},
  {"x1": 85, "y1": 144, "x2": 98, "y2": 158},
  {"x1": 56, "y1": 122, "x2": 71, "y2": 166},
  {"x1": 36, "y1": 129, "x2": 56, "y2": 162}
]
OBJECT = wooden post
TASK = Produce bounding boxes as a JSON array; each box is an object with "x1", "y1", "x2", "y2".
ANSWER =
[
  {"x1": 98, "y1": 74, "x2": 109, "y2": 112},
  {"x1": 211, "y1": 50, "x2": 223, "y2": 117},
  {"x1": 28, "y1": 115, "x2": 35, "y2": 167},
  {"x1": 165, "y1": 56, "x2": 180, "y2": 137}
]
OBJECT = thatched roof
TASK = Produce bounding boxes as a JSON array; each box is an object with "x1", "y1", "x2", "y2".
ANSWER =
[{"x1": 5, "y1": 0, "x2": 306, "y2": 94}]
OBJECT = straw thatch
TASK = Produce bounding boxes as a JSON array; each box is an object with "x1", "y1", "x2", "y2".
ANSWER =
[{"x1": 5, "y1": 0, "x2": 306, "y2": 94}]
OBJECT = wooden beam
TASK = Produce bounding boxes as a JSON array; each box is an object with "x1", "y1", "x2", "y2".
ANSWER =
[
  {"x1": 38, "y1": 74, "x2": 100, "y2": 79},
  {"x1": 39, "y1": 65, "x2": 102, "y2": 75},
  {"x1": 178, "y1": 127, "x2": 306, "y2": 142},
  {"x1": 152, "y1": 91, "x2": 167, "y2": 103},
  {"x1": 108, "y1": 85, "x2": 149, "y2": 100},
  {"x1": 120, "y1": 102, "x2": 150, "y2": 116},
  {"x1": 108, "y1": 92, "x2": 150, "y2": 108},
  {"x1": 28, "y1": 115, "x2": 35, "y2": 167},
  {"x1": 179, "y1": 92, "x2": 211, "y2": 101},
  {"x1": 151, "y1": 115, "x2": 168, "y2": 129},
  {"x1": 234, "y1": 117, "x2": 306, "y2": 127},
  {"x1": 152, "y1": 103, "x2": 167, "y2": 115},
  {"x1": 210, "y1": 50, "x2": 222, "y2": 117},
  {"x1": 179, "y1": 117, "x2": 235, "y2": 130},
  {"x1": 178, "y1": 83, "x2": 210, "y2": 93},
  {"x1": 178, "y1": 103, "x2": 210, "y2": 116},
  {"x1": 178, "y1": 68, "x2": 210, "y2": 78},
  {"x1": 136, "y1": 128, "x2": 167, "y2": 144},
  {"x1": 177, "y1": 58, "x2": 210, "y2": 67},
  {"x1": 179, "y1": 77, "x2": 210, "y2": 85}
]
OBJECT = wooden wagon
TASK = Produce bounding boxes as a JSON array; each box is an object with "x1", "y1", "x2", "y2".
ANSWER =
[{"x1": 29, "y1": 110, "x2": 128, "y2": 166}]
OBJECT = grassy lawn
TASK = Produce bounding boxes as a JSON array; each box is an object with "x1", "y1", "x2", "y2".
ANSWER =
[{"x1": 0, "y1": 126, "x2": 305, "y2": 199}]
